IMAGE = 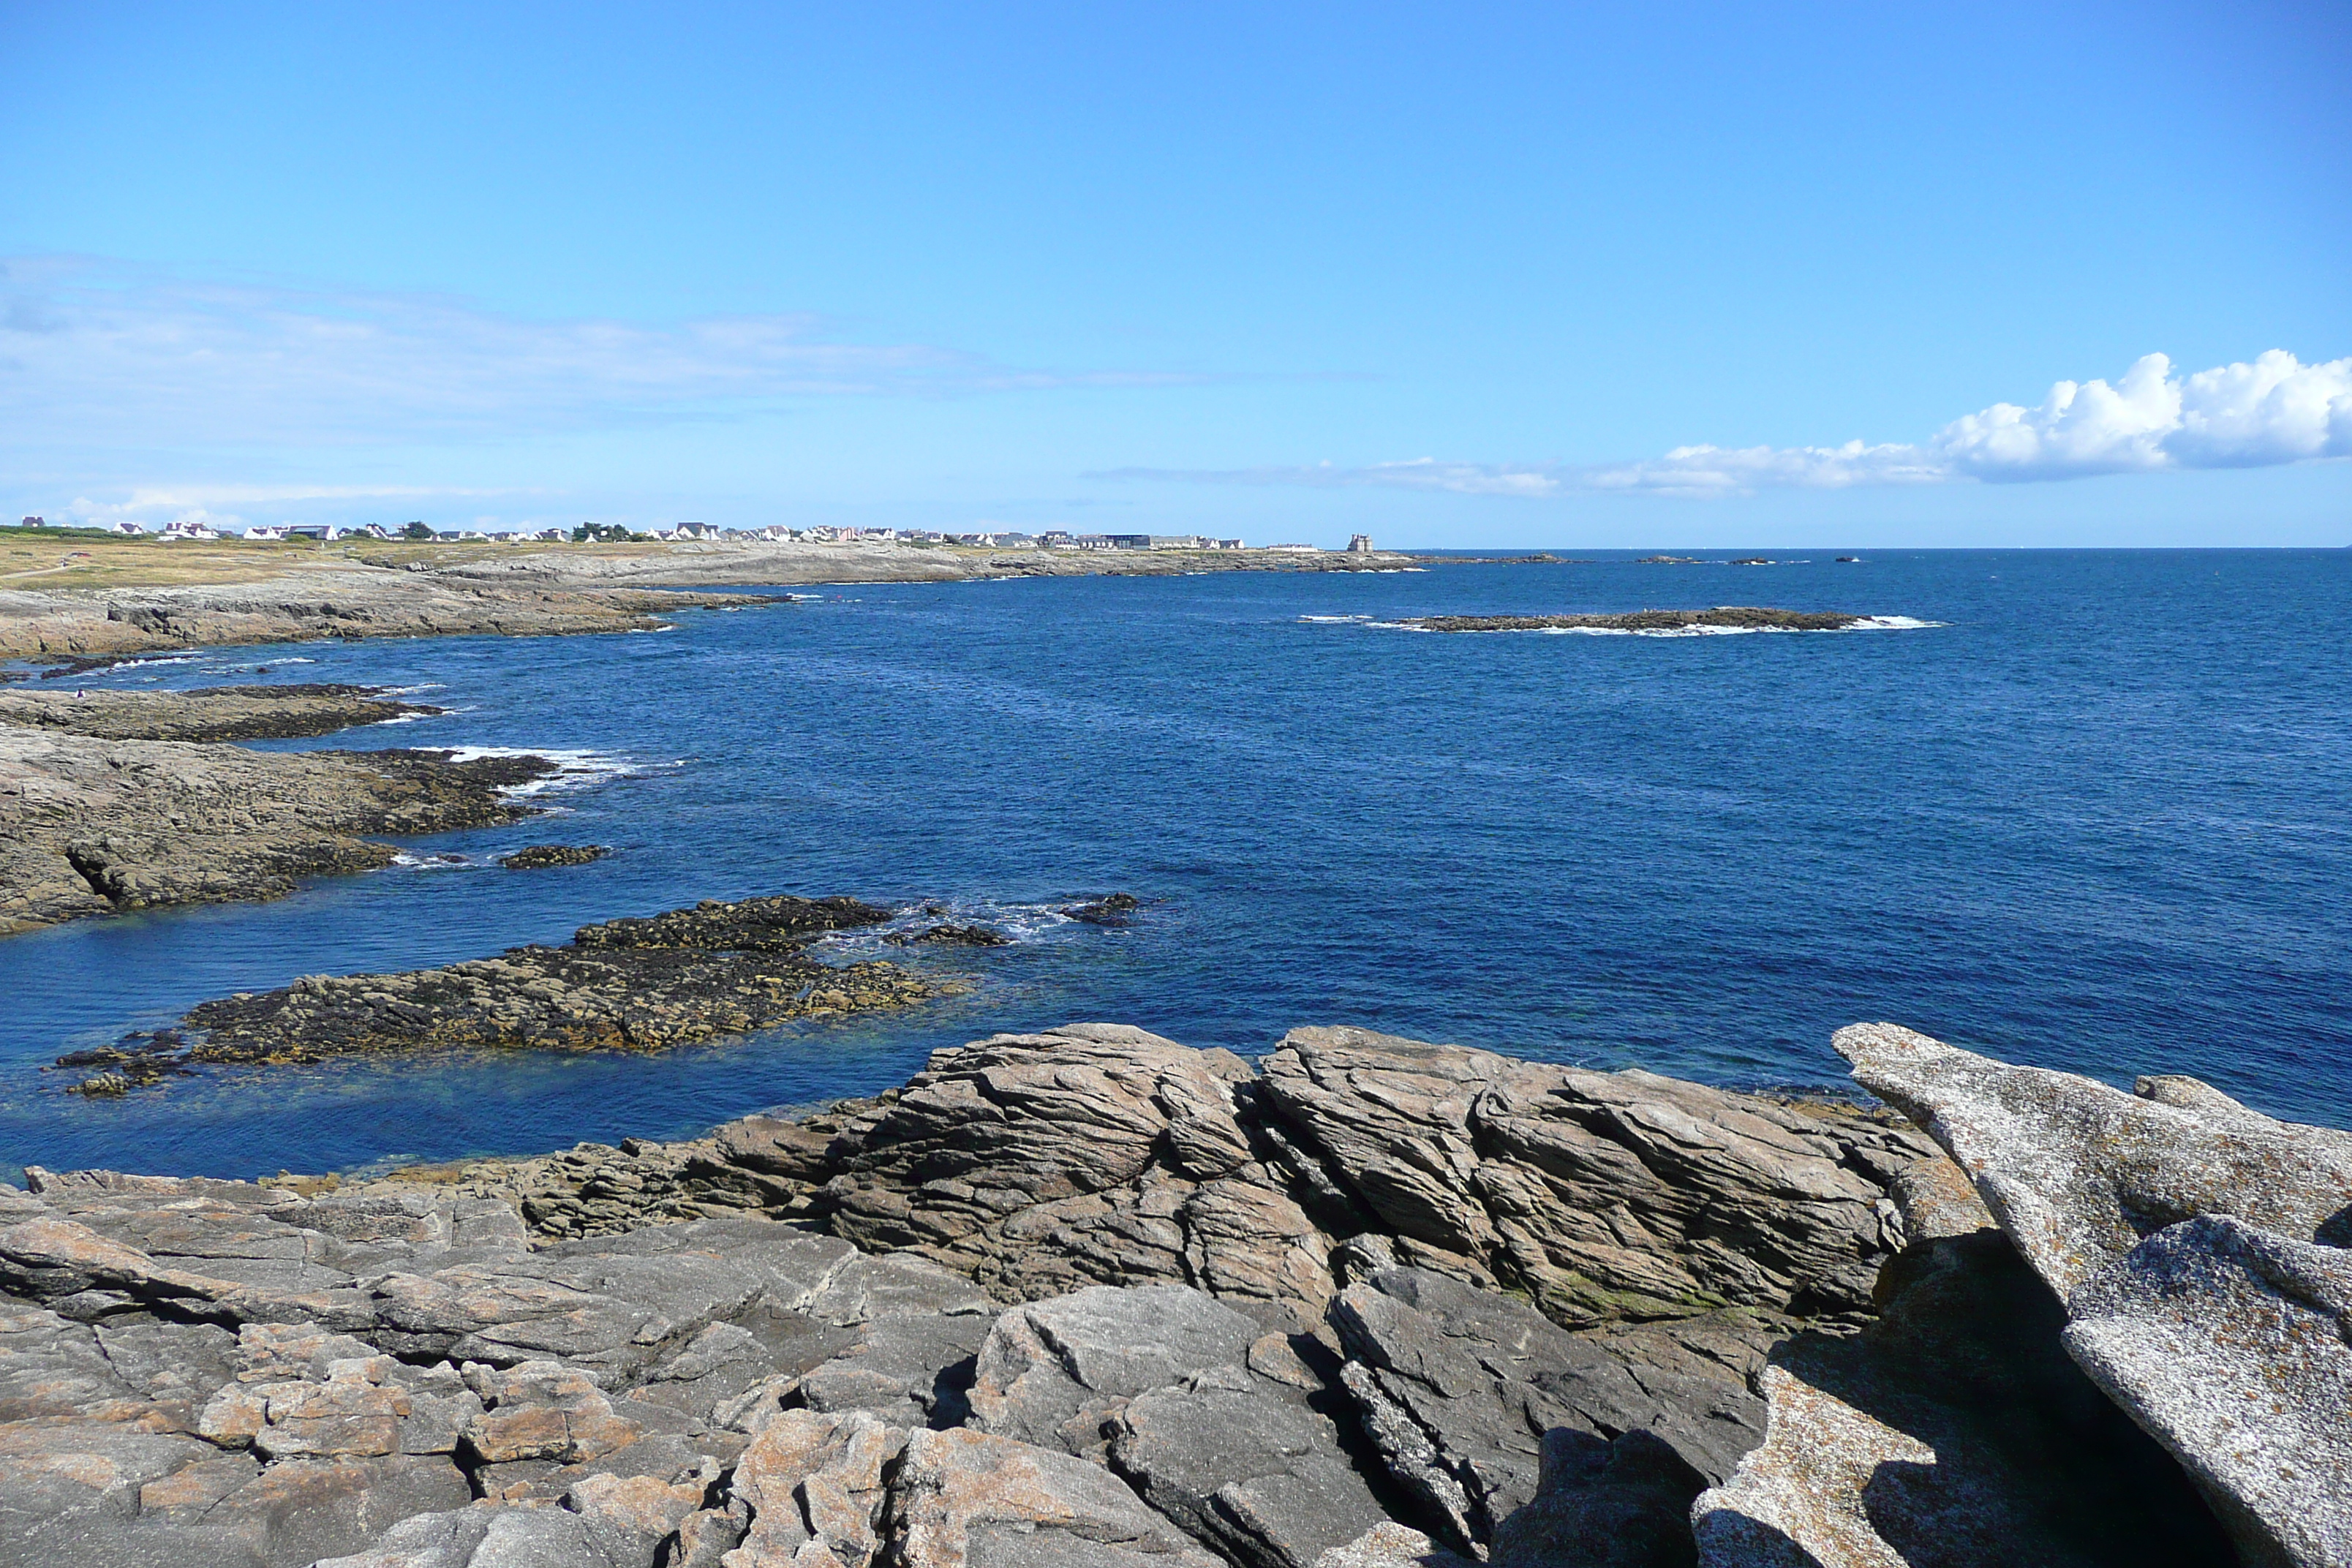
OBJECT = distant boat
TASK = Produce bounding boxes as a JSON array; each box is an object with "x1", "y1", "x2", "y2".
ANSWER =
[{"x1": 1836, "y1": 556, "x2": 1862, "y2": 563}]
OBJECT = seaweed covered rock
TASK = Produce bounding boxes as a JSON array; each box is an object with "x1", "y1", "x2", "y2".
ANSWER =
[{"x1": 497, "y1": 843, "x2": 611, "y2": 870}]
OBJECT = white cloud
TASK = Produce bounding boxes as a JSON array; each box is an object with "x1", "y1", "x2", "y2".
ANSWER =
[
  {"x1": 0, "y1": 255, "x2": 1190, "y2": 449},
  {"x1": 1101, "y1": 352, "x2": 2352, "y2": 497}
]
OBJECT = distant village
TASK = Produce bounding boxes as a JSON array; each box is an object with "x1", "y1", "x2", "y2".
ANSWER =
[{"x1": 11, "y1": 515, "x2": 1375, "y2": 554}]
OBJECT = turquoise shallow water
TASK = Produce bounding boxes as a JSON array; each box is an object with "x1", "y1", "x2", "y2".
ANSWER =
[{"x1": 2, "y1": 547, "x2": 2347, "y2": 1179}]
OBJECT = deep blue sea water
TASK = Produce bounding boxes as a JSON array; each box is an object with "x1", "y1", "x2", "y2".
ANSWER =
[{"x1": 3, "y1": 548, "x2": 2347, "y2": 1180}]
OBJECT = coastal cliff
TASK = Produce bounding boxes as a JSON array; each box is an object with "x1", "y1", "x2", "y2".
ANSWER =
[{"x1": 5, "y1": 1022, "x2": 2335, "y2": 1568}]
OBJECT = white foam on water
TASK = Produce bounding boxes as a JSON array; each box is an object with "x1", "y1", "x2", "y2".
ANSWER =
[
  {"x1": 367, "y1": 712, "x2": 440, "y2": 725},
  {"x1": 1365, "y1": 620, "x2": 1435, "y2": 632},
  {"x1": 815, "y1": 895, "x2": 1117, "y2": 958},
  {"x1": 377, "y1": 683, "x2": 446, "y2": 696},
  {"x1": 429, "y1": 746, "x2": 671, "y2": 799},
  {"x1": 94, "y1": 655, "x2": 198, "y2": 672},
  {"x1": 1299, "y1": 614, "x2": 1373, "y2": 624},
  {"x1": 1849, "y1": 615, "x2": 1945, "y2": 630},
  {"x1": 388, "y1": 851, "x2": 480, "y2": 870},
  {"x1": 626, "y1": 624, "x2": 679, "y2": 633}
]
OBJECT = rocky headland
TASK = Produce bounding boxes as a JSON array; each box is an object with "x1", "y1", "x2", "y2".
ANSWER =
[
  {"x1": 0, "y1": 570, "x2": 772, "y2": 666},
  {"x1": 0, "y1": 683, "x2": 448, "y2": 742},
  {"x1": 4, "y1": 1020, "x2": 2337, "y2": 1568},
  {"x1": 1401, "y1": 608, "x2": 1866, "y2": 634},
  {"x1": 56, "y1": 897, "x2": 957, "y2": 1091},
  {"x1": 0, "y1": 675, "x2": 592, "y2": 938}
]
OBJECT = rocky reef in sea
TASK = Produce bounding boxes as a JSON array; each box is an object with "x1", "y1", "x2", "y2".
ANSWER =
[
  {"x1": 1398, "y1": 608, "x2": 1865, "y2": 634},
  {"x1": 56, "y1": 897, "x2": 960, "y2": 1092},
  {"x1": 4, "y1": 1021, "x2": 2338, "y2": 1567}
]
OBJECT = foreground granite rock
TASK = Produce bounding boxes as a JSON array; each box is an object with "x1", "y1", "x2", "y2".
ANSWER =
[
  {"x1": 1836, "y1": 1022, "x2": 2352, "y2": 1568},
  {"x1": 0, "y1": 683, "x2": 448, "y2": 742},
  {"x1": 4, "y1": 1022, "x2": 2286, "y2": 1568}
]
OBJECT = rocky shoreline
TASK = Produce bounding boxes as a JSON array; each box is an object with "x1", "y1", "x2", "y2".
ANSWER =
[
  {"x1": 0, "y1": 538, "x2": 1420, "y2": 668},
  {"x1": 0, "y1": 683, "x2": 449, "y2": 741},
  {"x1": 4, "y1": 1020, "x2": 2339, "y2": 1567},
  {"x1": 1401, "y1": 608, "x2": 1866, "y2": 634},
  {"x1": 1, "y1": 683, "x2": 598, "y2": 935},
  {"x1": 0, "y1": 570, "x2": 772, "y2": 666}
]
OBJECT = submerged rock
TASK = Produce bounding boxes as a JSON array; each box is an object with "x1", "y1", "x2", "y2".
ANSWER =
[
  {"x1": 885, "y1": 922, "x2": 1011, "y2": 946},
  {"x1": 1063, "y1": 892, "x2": 1142, "y2": 924}
]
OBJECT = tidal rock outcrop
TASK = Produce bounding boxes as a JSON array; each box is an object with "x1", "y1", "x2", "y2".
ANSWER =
[
  {"x1": 0, "y1": 725, "x2": 554, "y2": 934},
  {"x1": 1834, "y1": 1022, "x2": 2352, "y2": 1568},
  {"x1": 77, "y1": 897, "x2": 943, "y2": 1077},
  {"x1": 0, "y1": 683, "x2": 448, "y2": 741},
  {"x1": 1400, "y1": 608, "x2": 1865, "y2": 634},
  {"x1": 497, "y1": 843, "x2": 611, "y2": 870}
]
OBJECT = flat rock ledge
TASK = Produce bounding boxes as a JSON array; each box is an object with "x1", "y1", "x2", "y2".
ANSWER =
[
  {"x1": 0, "y1": 682, "x2": 580, "y2": 935},
  {"x1": 1400, "y1": 608, "x2": 1866, "y2": 634},
  {"x1": 7, "y1": 1019, "x2": 2320, "y2": 1567},
  {"x1": 0, "y1": 683, "x2": 448, "y2": 742}
]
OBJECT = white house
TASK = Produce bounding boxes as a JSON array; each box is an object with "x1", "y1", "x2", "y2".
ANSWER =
[
  {"x1": 160, "y1": 520, "x2": 222, "y2": 540},
  {"x1": 243, "y1": 525, "x2": 292, "y2": 541}
]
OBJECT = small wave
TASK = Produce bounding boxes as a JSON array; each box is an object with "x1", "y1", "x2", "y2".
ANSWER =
[
  {"x1": 626, "y1": 624, "x2": 679, "y2": 633},
  {"x1": 1849, "y1": 615, "x2": 1945, "y2": 630},
  {"x1": 273, "y1": 657, "x2": 317, "y2": 665},
  {"x1": 1365, "y1": 620, "x2": 1434, "y2": 632},
  {"x1": 1298, "y1": 614, "x2": 1373, "y2": 624},
  {"x1": 431, "y1": 746, "x2": 670, "y2": 798},
  {"x1": 367, "y1": 712, "x2": 439, "y2": 726},
  {"x1": 388, "y1": 851, "x2": 479, "y2": 871},
  {"x1": 377, "y1": 683, "x2": 445, "y2": 696}
]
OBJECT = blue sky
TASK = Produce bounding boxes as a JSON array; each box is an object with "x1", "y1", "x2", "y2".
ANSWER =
[{"x1": 2, "y1": 1, "x2": 2346, "y2": 545}]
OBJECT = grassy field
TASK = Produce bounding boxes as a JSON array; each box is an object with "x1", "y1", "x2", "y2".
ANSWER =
[{"x1": 0, "y1": 530, "x2": 673, "y2": 592}]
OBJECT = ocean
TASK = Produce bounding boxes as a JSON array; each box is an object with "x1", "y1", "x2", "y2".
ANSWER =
[{"x1": 3, "y1": 547, "x2": 2346, "y2": 1180}]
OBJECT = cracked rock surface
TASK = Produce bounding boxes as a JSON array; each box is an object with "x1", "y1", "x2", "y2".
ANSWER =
[{"x1": 1, "y1": 1020, "x2": 2296, "y2": 1568}]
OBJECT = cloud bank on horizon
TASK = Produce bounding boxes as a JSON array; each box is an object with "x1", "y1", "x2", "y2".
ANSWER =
[
  {"x1": 0, "y1": 256, "x2": 1188, "y2": 448},
  {"x1": 1103, "y1": 352, "x2": 2352, "y2": 497}
]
